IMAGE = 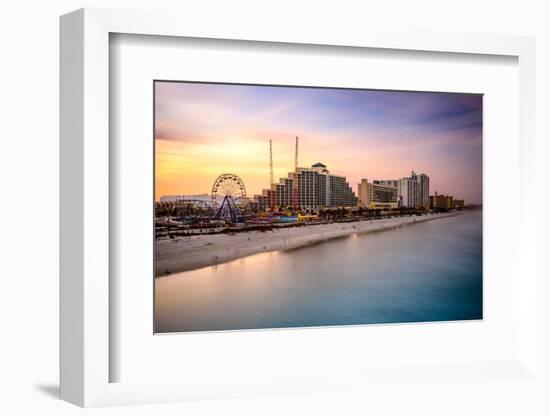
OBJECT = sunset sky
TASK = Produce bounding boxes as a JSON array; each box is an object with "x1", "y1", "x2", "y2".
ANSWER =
[{"x1": 155, "y1": 81, "x2": 482, "y2": 204}]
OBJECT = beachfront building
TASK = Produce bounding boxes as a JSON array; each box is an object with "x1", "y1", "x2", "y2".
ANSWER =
[
  {"x1": 373, "y1": 179, "x2": 399, "y2": 188},
  {"x1": 255, "y1": 162, "x2": 357, "y2": 210},
  {"x1": 274, "y1": 177, "x2": 294, "y2": 207},
  {"x1": 406, "y1": 171, "x2": 430, "y2": 208},
  {"x1": 357, "y1": 179, "x2": 398, "y2": 209},
  {"x1": 430, "y1": 191, "x2": 454, "y2": 209},
  {"x1": 417, "y1": 173, "x2": 430, "y2": 208},
  {"x1": 253, "y1": 194, "x2": 270, "y2": 211},
  {"x1": 453, "y1": 199, "x2": 465, "y2": 209},
  {"x1": 375, "y1": 171, "x2": 429, "y2": 208},
  {"x1": 295, "y1": 163, "x2": 328, "y2": 208},
  {"x1": 328, "y1": 173, "x2": 357, "y2": 207},
  {"x1": 398, "y1": 175, "x2": 419, "y2": 207}
]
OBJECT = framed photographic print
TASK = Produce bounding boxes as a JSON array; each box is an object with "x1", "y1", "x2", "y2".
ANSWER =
[
  {"x1": 60, "y1": 8, "x2": 538, "y2": 407},
  {"x1": 153, "y1": 81, "x2": 483, "y2": 334}
]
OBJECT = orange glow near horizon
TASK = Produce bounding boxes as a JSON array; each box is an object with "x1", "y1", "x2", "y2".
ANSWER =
[{"x1": 155, "y1": 82, "x2": 483, "y2": 204}]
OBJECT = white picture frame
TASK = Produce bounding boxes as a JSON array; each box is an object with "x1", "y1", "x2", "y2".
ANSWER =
[{"x1": 60, "y1": 7, "x2": 538, "y2": 407}]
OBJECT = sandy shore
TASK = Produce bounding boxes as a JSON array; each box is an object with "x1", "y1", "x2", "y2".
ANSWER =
[{"x1": 155, "y1": 211, "x2": 468, "y2": 276}]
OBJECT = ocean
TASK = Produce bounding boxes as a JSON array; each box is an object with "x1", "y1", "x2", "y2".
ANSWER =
[{"x1": 155, "y1": 210, "x2": 483, "y2": 333}]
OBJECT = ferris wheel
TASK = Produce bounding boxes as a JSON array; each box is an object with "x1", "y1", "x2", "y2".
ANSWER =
[{"x1": 211, "y1": 173, "x2": 247, "y2": 222}]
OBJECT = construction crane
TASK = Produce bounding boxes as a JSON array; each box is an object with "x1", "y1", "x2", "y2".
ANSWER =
[
  {"x1": 269, "y1": 139, "x2": 274, "y2": 186},
  {"x1": 294, "y1": 136, "x2": 299, "y2": 171},
  {"x1": 269, "y1": 139, "x2": 275, "y2": 211},
  {"x1": 292, "y1": 136, "x2": 299, "y2": 210}
]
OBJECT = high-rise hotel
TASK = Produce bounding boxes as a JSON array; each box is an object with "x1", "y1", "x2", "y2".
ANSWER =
[
  {"x1": 255, "y1": 163, "x2": 357, "y2": 210},
  {"x1": 416, "y1": 172, "x2": 430, "y2": 208}
]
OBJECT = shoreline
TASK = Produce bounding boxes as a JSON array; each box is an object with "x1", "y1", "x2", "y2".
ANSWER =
[{"x1": 155, "y1": 211, "x2": 473, "y2": 277}]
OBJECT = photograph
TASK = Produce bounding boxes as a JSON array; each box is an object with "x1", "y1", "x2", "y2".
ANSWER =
[{"x1": 153, "y1": 81, "x2": 483, "y2": 333}]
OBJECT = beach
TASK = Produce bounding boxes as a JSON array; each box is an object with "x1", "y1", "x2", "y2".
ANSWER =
[{"x1": 155, "y1": 211, "x2": 469, "y2": 276}]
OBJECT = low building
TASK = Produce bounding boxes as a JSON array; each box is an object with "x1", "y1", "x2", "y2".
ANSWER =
[
  {"x1": 430, "y1": 191, "x2": 454, "y2": 209},
  {"x1": 253, "y1": 194, "x2": 269, "y2": 211},
  {"x1": 357, "y1": 178, "x2": 398, "y2": 209}
]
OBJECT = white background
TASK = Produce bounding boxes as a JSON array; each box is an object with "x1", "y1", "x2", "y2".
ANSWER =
[
  {"x1": 112, "y1": 34, "x2": 519, "y2": 383},
  {"x1": 1, "y1": 1, "x2": 548, "y2": 415}
]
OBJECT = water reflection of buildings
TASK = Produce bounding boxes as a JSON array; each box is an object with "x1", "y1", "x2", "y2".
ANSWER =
[{"x1": 254, "y1": 162, "x2": 357, "y2": 210}]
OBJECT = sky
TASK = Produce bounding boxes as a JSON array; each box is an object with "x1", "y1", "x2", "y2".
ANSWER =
[{"x1": 155, "y1": 81, "x2": 483, "y2": 204}]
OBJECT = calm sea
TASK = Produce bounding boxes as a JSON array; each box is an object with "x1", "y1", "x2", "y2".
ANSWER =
[{"x1": 155, "y1": 211, "x2": 483, "y2": 333}]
